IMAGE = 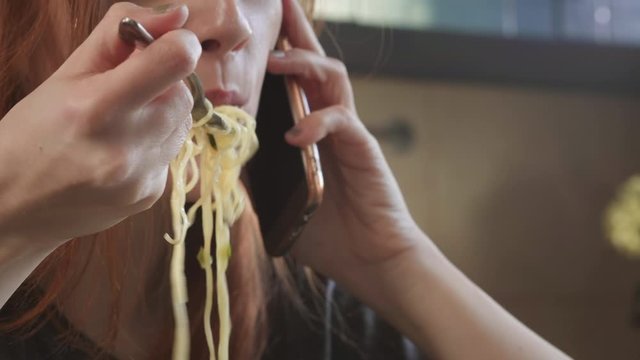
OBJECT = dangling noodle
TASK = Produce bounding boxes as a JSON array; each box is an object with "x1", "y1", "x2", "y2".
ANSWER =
[{"x1": 164, "y1": 99, "x2": 258, "y2": 360}]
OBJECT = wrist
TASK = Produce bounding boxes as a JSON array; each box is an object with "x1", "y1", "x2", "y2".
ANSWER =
[
  {"x1": 341, "y1": 231, "x2": 445, "y2": 318},
  {"x1": 337, "y1": 231, "x2": 453, "y2": 348},
  {"x1": 0, "y1": 232, "x2": 58, "y2": 308},
  {"x1": 0, "y1": 231, "x2": 59, "y2": 264},
  {"x1": 0, "y1": 133, "x2": 67, "y2": 248},
  {"x1": 332, "y1": 230, "x2": 571, "y2": 359}
]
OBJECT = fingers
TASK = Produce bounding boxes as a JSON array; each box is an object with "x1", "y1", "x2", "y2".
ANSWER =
[
  {"x1": 268, "y1": 48, "x2": 354, "y2": 109},
  {"x1": 274, "y1": 1, "x2": 363, "y2": 148},
  {"x1": 102, "y1": 28, "x2": 201, "y2": 108},
  {"x1": 285, "y1": 105, "x2": 383, "y2": 177},
  {"x1": 281, "y1": 0, "x2": 325, "y2": 55},
  {"x1": 68, "y1": 2, "x2": 190, "y2": 73},
  {"x1": 65, "y1": 3, "x2": 200, "y2": 109},
  {"x1": 151, "y1": 86, "x2": 193, "y2": 164},
  {"x1": 268, "y1": 49, "x2": 343, "y2": 83},
  {"x1": 285, "y1": 105, "x2": 366, "y2": 147},
  {"x1": 135, "y1": 82, "x2": 193, "y2": 147}
]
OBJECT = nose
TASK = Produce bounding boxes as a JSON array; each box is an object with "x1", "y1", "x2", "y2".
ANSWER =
[{"x1": 195, "y1": 0, "x2": 252, "y2": 55}]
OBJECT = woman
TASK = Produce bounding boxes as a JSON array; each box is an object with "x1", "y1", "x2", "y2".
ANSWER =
[{"x1": 0, "y1": 0, "x2": 571, "y2": 359}]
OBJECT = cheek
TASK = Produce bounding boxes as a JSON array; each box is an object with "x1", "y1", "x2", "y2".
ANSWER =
[
  {"x1": 244, "y1": 2, "x2": 283, "y2": 116},
  {"x1": 268, "y1": 0, "x2": 284, "y2": 45},
  {"x1": 247, "y1": 1, "x2": 283, "y2": 53}
]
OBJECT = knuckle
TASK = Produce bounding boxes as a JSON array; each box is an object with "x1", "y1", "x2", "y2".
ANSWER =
[
  {"x1": 333, "y1": 104, "x2": 352, "y2": 120},
  {"x1": 306, "y1": 65, "x2": 320, "y2": 82},
  {"x1": 134, "y1": 190, "x2": 162, "y2": 212},
  {"x1": 362, "y1": 128, "x2": 379, "y2": 146},
  {"x1": 135, "y1": 194, "x2": 161, "y2": 212},
  {"x1": 157, "y1": 86, "x2": 192, "y2": 140},
  {"x1": 131, "y1": 175, "x2": 167, "y2": 211},
  {"x1": 101, "y1": 175, "x2": 163, "y2": 212},
  {"x1": 60, "y1": 97, "x2": 88, "y2": 130},
  {"x1": 160, "y1": 31, "x2": 200, "y2": 76},
  {"x1": 93, "y1": 146, "x2": 135, "y2": 187},
  {"x1": 62, "y1": 93, "x2": 102, "y2": 136},
  {"x1": 329, "y1": 58, "x2": 349, "y2": 78},
  {"x1": 289, "y1": 48, "x2": 306, "y2": 59}
]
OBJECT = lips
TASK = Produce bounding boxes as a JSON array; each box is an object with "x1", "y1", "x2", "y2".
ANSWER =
[{"x1": 205, "y1": 89, "x2": 247, "y2": 107}]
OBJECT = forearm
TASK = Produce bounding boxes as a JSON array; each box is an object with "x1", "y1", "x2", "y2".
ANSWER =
[
  {"x1": 0, "y1": 136, "x2": 53, "y2": 308},
  {"x1": 347, "y1": 234, "x2": 571, "y2": 360},
  {"x1": 0, "y1": 234, "x2": 54, "y2": 309}
]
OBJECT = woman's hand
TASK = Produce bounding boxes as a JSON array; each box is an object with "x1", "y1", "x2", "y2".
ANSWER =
[
  {"x1": 268, "y1": 5, "x2": 572, "y2": 359},
  {"x1": 268, "y1": 0, "x2": 429, "y2": 286},
  {"x1": 268, "y1": 5, "x2": 573, "y2": 359},
  {"x1": 0, "y1": 3, "x2": 200, "y2": 247}
]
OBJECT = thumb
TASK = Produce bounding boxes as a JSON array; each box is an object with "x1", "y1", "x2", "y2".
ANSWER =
[
  {"x1": 62, "y1": 3, "x2": 200, "y2": 109},
  {"x1": 62, "y1": 2, "x2": 190, "y2": 75}
]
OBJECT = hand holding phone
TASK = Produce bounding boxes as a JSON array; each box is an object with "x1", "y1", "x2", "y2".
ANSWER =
[{"x1": 247, "y1": 39, "x2": 324, "y2": 256}]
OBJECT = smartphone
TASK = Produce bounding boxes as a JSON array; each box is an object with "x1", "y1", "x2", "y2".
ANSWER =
[{"x1": 247, "y1": 39, "x2": 324, "y2": 257}]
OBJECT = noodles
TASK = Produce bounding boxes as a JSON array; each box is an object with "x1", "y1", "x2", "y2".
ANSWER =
[{"x1": 164, "y1": 99, "x2": 258, "y2": 360}]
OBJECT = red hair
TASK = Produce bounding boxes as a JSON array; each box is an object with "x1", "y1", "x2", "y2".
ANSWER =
[{"x1": 0, "y1": 1, "x2": 294, "y2": 358}]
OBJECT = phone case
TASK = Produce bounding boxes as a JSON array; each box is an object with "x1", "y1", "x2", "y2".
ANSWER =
[{"x1": 267, "y1": 39, "x2": 325, "y2": 256}]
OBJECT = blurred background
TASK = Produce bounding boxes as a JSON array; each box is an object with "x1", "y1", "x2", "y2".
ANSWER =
[{"x1": 313, "y1": 1, "x2": 640, "y2": 359}]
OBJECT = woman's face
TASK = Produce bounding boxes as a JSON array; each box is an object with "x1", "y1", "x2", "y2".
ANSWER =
[{"x1": 135, "y1": 0, "x2": 283, "y2": 117}]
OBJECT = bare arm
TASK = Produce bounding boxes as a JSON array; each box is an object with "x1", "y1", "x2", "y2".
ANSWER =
[
  {"x1": 0, "y1": 130, "x2": 57, "y2": 309},
  {"x1": 350, "y1": 236, "x2": 571, "y2": 360},
  {"x1": 0, "y1": 235, "x2": 55, "y2": 308},
  {"x1": 275, "y1": 0, "x2": 572, "y2": 357}
]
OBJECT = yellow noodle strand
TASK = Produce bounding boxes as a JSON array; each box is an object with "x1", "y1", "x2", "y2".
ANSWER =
[{"x1": 165, "y1": 99, "x2": 258, "y2": 360}]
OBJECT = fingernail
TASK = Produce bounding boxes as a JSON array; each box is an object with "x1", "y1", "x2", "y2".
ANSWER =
[
  {"x1": 152, "y1": 3, "x2": 179, "y2": 14},
  {"x1": 270, "y1": 50, "x2": 286, "y2": 58},
  {"x1": 286, "y1": 126, "x2": 302, "y2": 138}
]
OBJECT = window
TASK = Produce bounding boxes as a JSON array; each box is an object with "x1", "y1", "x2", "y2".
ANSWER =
[{"x1": 316, "y1": 0, "x2": 640, "y2": 45}]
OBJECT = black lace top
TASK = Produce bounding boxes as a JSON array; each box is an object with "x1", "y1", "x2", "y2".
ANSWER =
[
  {"x1": 0, "y1": 279, "x2": 427, "y2": 360},
  {"x1": 0, "y1": 211, "x2": 428, "y2": 360}
]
